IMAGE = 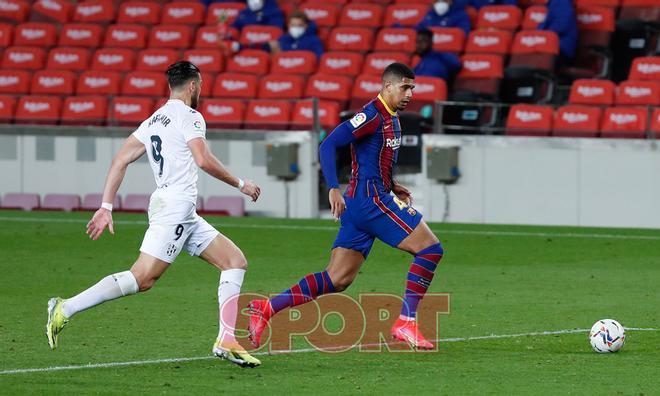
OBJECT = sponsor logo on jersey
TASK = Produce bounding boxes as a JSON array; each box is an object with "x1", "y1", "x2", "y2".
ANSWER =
[
  {"x1": 350, "y1": 112, "x2": 367, "y2": 128},
  {"x1": 386, "y1": 137, "x2": 401, "y2": 149}
]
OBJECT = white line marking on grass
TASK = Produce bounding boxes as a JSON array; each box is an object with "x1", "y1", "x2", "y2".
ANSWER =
[
  {"x1": 0, "y1": 328, "x2": 657, "y2": 375},
  {"x1": 2, "y1": 216, "x2": 660, "y2": 241}
]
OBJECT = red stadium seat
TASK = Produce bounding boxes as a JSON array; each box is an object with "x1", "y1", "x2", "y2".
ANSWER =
[
  {"x1": 59, "y1": 23, "x2": 104, "y2": 47},
  {"x1": 77, "y1": 70, "x2": 121, "y2": 95},
  {"x1": 118, "y1": 1, "x2": 162, "y2": 25},
  {"x1": 350, "y1": 73, "x2": 381, "y2": 109},
  {"x1": 258, "y1": 74, "x2": 304, "y2": 99},
  {"x1": 338, "y1": 3, "x2": 383, "y2": 28},
  {"x1": 104, "y1": 24, "x2": 149, "y2": 49},
  {"x1": 0, "y1": 0, "x2": 29, "y2": 24},
  {"x1": 2, "y1": 47, "x2": 46, "y2": 70},
  {"x1": 109, "y1": 96, "x2": 154, "y2": 126},
  {"x1": 318, "y1": 51, "x2": 363, "y2": 76},
  {"x1": 14, "y1": 95, "x2": 61, "y2": 124},
  {"x1": 384, "y1": 4, "x2": 427, "y2": 27},
  {"x1": 161, "y1": 2, "x2": 204, "y2": 25},
  {"x1": 80, "y1": 193, "x2": 122, "y2": 211},
  {"x1": 576, "y1": 6, "x2": 615, "y2": 48},
  {"x1": 205, "y1": 2, "x2": 245, "y2": 26},
  {"x1": 305, "y1": 74, "x2": 351, "y2": 106},
  {"x1": 406, "y1": 76, "x2": 446, "y2": 112},
  {"x1": 429, "y1": 27, "x2": 465, "y2": 53},
  {"x1": 291, "y1": 100, "x2": 340, "y2": 130},
  {"x1": 374, "y1": 28, "x2": 416, "y2": 53},
  {"x1": 183, "y1": 49, "x2": 224, "y2": 73},
  {"x1": 1, "y1": 193, "x2": 40, "y2": 211},
  {"x1": 505, "y1": 104, "x2": 553, "y2": 136},
  {"x1": 575, "y1": 0, "x2": 620, "y2": 5},
  {"x1": 509, "y1": 30, "x2": 559, "y2": 71},
  {"x1": 299, "y1": 3, "x2": 339, "y2": 28},
  {"x1": 31, "y1": 0, "x2": 73, "y2": 24},
  {"x1": 199, "y1": 72, "x2": 215, "y2": 97},
  {"x1": 14, "y1": 23, "x2": 57, "y2": 47},
  {"x1": 136, "y1": 49, "x2": 179, "y2": 72},
  {"x1": 616, "y1": 80, "x2": 660, "y2": 105},
  {"x1": 620, "y1": 0, "x2": 660, "y2": 22},
  {"x1": 73, "y1": 0, "x2": 116, "y2": 24},
  {"x1": 327, "y1": 27, "x2": 374, "y2": 52},
  {"x1": 0, "y1": 95, "x2": 16, "y2": 123},
  {"x1": 61, "y1": 95, "x2": 108, "y2": 125},
  {"x1": 553, "y1": 105, "x2": 601, "y2": 138},
  {"x1": 600, "y1": 106, "x2": 648, "y2": 139},
  {"x1": 121, "y1": 71, "x2": 168, "y2": 97},
  {"x1": 465, "y1": 30, "x2": 513, "y2": 55},
  {"x1": 271, "y1": 50, "x2": 317, "y2": 75},
  {"x1": 200, "y1": 98, "x2": 244, "y2": 129},
  {"x1": 121, "y1": 194, "x2": 150, "y2": 212},
  {"x1": 521, "y1": 5, "x2": 547, "y2": 30},
  {"x1": 362, "y1": 52, "x2": 411, "y2": 75},
  {"x1": 569, "y1": 79, "x2": 616, "y2": 105},
  {"x1": 212, "y1": 72, "x2": 258, "y2": 99},
  {"x1": 92, "y1": 48, "x2": 136, "y2": 72},
  {"x1": 239, "y1": 25, "x2": 283, "y2": 46},
  {"x1": 46, "y1": 47, "x2": 91, "y2": 72},
  {"x1": 453, "y1": 54, "x2": 503, "y2": 98},
  {"x1": 42, "y1": 194, "x2": 81, "y2": 212},
  {"x1": 477, "y1": 5, "x2": 522, "y2": 31},
  {"x1": 194, "y1": 26, "x2": 222, "y2": 48},
  {"x1": 0, "y1": 69, "x2": 31, "y2": 94},
  {"x1": 31, "y1": 70, "x2": 76, "y2": 95},
  {"x1": 203, "y1": 196, "x2": 244, "y2": 216},
  {"x1": 628, "y1": 57, "x2": 660, "y2": 81},
  {"x1": 226, "y1": 49, "x2": 270, "y2": 75},
  {"x1": 244, "y1": 99, "x2": 292, "y2": 130},
  {"x1": 651, "y1": 108, "x2": 660, "y2": 134},
  {"x1": 0, "y1": 23, "x2": 12, "y2": 48},
  {"x1": 149, "y1": 25, "x2": 193, "y2": 49}
]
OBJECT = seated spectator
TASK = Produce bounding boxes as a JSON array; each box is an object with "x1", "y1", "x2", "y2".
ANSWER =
[
  {"x1": 416, "y1": 0, "x2": 471, "y2": 35},
  {"x1": 269, "y1": 11, "x2": 323, "y2": 59},
  {"x1": 538, "y1": 0, "x2": 578, "y2": 66},
  {"x1": 413, "y1": 29, "x2": 461, "y2": 80},
  {"x1": 468, "y1": 0, "x2": 517, "y2": 10},
  {"x1": 232, "y1": 0, "x2": 285, "y2": 31}
]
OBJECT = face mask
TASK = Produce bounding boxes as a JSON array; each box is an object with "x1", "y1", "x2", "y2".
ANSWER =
[
  {"x1": 434, "y1": 1, "x2": 449, "y2": 16},
  {"x1": 289, "y1": 26, "x2": 305, "y2": 39},
  {"x1": 247, "y1": 0, "x2": 263, "y2": 12}
]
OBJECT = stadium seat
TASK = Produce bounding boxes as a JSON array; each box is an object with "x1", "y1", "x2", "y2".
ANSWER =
[
  {"x1": 327, "y1": 27, "x2": 374, "y2": 52},
  {"x1": 31, "y1": 70, "x2": 76, "y2": 95},
  {"x1": 0, "y1": 69, "x2": 31, "y2": 94},
  {"x1": 616, "y1": 80, "x2": 660, "y2": 105},
  {"x1": 41, "y1": 194, "x2": 81, "y2": 212},
  {"x1": 305, "y1": 74, "x2": 352, "y2": 109},
  {"x1": 619, "y1": 0, "x2": 660, "y2": 21},
  {"x1": 350, "y1": 73, "x2": 381, "y2": 109},
  {"x1": 2, "y1": 47, "x2": 46, "y2": 70},
  {"x1": 104, "y1": 24, "x2": 149, "y2": 49},
  {"x1": 465, "y1": 30, "x2": 513, "y2": 55},
  {"x1": 59, "y1": 23, "x2": 104, "y2": 47},
  {"x1": 80, "y1": 193, "x2": 121, "y2": 211},
  {"x1": 505, "y1": 104, "x2": 553, "y2": 136},
  {"x1": 569, "y1": 79, "x2": 616, "y2": 105},
  {"x1": 271, "y1": 51, "x2": 317, "y2": 75},
  {"x1": 0, "y1": 95, "x2": 16, "y2": 123},
  {"x1": 194, "y1": 26, "x2": 222, "y2": 48},
  {"x1": 205, "y1": 2, "x2": 245, "y2": 26},
  {"x1": 31, "y1": 0, "x2": 73, "y2": 24},
  {"x1": 14, "y1": 95, "x2": 61, "y2": 125},
  {"x1": 226, "y1": 49, "x2": 270, "y2": 75},
  {"x1": 318, "y1": 51, "x2": 363, "y2": 76},
  {"x1": 521, "y1": 5, "x2": 546, "y2": 30},
  {"x1": 429, "y1": 27, "x2": 465, "y2": 53},
  {"x1": 299, "y1": 3, "x2": 339, "y2": 28},
  {"x1": 628, "y1": 57, "x2": 660, "y2": 81},
  {"x1": 600, "y1": 106, "x2": 648, "y2": 139},
  {"x1": 0, "y1": 0, "x2": 29, "y2": 24},
  {"x1": 118, "y1": 1, "x2": 162, "y2": 25},
  {"x1": 509, "y1": 30, "x2": 559, "y2": 70},
  {"x1": 339, "y1": 3, "x2": 383, "y2": 28},
  {"x1": 362, "y1": 52, "x2": 411, "y2": 75},
  {"x1": 121, "y1": 194, "x2": 150, "y2": 212},
  {"x1": 149, "y1": 25, "x2": 193, "y2": 49},
  {"x1": 452, "y1": 54, "x2": 503, "y2": 99},
  {"x1": 405, "y1": 76, "x2": 446, "y2": 112},
  {"x1": 200, "y1": 98, "x2": 244, "y2": 129},
  {"x1": 258, "y1": 74, "x2": 304, "y2": 99},
  {"x1": 212, "y1": 72, "x2": 258, "y2": 99},
  {"x1": 576, "y1": 6, "x2": 615, "y2": 48},
  {"x1": 652, "y1": 108, "x2": 660, "y2": 135},
  {"x1": 73, "y1": 0, "x2": 116, "y2": 24},
  {"x1": 374, "y1": 28, "x2": 416, "y2": 53},
  {"x1": 553, "y1": 105, "x2": 601, "y2": 138},
  {"x1": 92, "y1": 48, "x2": 136, "y2": 72},
  {"x1": 121, "y1": 71, "x2": 168, "y2": 97},
  {"x1": 77, "y1": 70, "x2": 121, "y2": 95},
  {"x1": 477, "y1": 5, "x2": 522, "y2": 31},
  {"x1": 109, "y1": 96, "x2": 154, "y2": 126},
  {"x1": 0, "y1": 23, "x2": 12, "y2": 48},
  {"x1": 46, "y1": 47, "x2": 91, "y2": 72},
  {"x1": 383, "y1": 3, "x2": 427, "y2": 27},
  {"x1": 183, "y1": 49, "x2": 224, "y2": 74},
  {"x1": 199, "y1": 72, "x2": 215, "y2": 98},
  {"x1": 244, "y1": 99, "x2": 292, "y2": 130},
  {"x1": 290, "y1": 99, "x2": 340, "y2": 130},
  {"x1": 61, "y1": 95, "x2": 108, "y2": 125},
  {"x1": 1, "y1": 193, "x2": 40, "y2": 211},
  {"x1": 575, "y1": 0, "x2": 619, "y2": 6},
  {"x1": 204, "y1": 196, "x2": 245, "y2": 216},
  {"x1": 161, "y1": 2, "x2": 204, "y2": 25},
  {"x1": 136, "y1": 49, "x2": 179, "y2": 72},
  {"x1": 14, "y1": 23, "x2": 57, "y2": 47},
  {"x1": 239, "y1": 25, "x2": 283, "y2": 46}
]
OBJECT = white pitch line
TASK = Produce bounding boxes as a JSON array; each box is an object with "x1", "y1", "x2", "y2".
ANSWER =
[
  {"x1": 2, "y1": 216, "x2": 660, "y2": 241},
  {"x1": 0, "y1": 327, "x2": 657, "y2": 375}
]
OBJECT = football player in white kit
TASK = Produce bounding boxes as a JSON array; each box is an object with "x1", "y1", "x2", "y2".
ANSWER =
[{"x1": 46, "y1": 61, "x2": 262, "y2": 367}]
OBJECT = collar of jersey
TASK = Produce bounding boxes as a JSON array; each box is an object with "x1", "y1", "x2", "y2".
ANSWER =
[{"x1": 377, "y1": 94, "x2": 397, "y2": 116}]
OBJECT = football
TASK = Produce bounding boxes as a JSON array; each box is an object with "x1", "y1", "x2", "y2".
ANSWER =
[{"x1": 589, "y1": 319, "x2": 626, "y2": 353}]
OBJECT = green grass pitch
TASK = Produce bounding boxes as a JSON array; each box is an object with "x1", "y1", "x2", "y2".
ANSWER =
[{"x1": 0, "y1": 210, "x2": 658, "y2": 394}]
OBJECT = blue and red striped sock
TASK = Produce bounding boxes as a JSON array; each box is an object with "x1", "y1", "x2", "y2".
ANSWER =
[
  {"x1": 269, "y1": 271, "x2": 336, "y2": 314},
  {"x1": 401, "y1": 243, "x2": 443, "y2": 319}
]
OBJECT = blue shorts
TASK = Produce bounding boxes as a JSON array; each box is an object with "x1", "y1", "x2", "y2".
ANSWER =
[{"x1": 332, "y1": 181, "x2": 423, "y2": 258}]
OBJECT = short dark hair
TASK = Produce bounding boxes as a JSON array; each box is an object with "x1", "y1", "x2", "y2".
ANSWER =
[
  {"x1": 289, "y1": 10, "x2": 309, "y2": 24},
  {"x1": 166, "y1": 60, "x2": 201, "y2": 89},
  {"x1": 382, "y1": 62, "x2": 415, "y2": 82},
  {"x1": 417, "y1": 28, "x2": 433, "y2": 41}
]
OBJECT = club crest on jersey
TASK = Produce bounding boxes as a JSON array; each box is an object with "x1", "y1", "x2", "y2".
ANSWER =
[
  {"x1": 386, "y1": 137, "x2": 401, "y2": 149},
  {"x1": 408, "y1": 207, "x2": 417, "y2": 216},
  {"x1": 350, "y1": 112, "x2": 367, "y2": 128}
]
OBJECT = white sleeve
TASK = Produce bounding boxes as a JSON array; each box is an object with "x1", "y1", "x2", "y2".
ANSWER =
[
  {"x1": 182, "y1": 110, "x2": 206, "y2": 142},
  {"x1": 131, "y1": 121, "x2": 149, "y2": 144}
]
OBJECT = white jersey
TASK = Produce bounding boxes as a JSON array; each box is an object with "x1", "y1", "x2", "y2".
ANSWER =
[{"x1": 133, "y1": 99, "x2": 206, "y2": 203}]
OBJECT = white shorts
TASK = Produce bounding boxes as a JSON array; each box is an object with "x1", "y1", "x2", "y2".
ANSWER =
[{"x1": 139, "y1": 195, "x2": 219, "y2": 264}]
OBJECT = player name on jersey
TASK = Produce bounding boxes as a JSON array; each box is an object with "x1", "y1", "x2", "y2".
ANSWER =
[{"x1": 148, "y1": 113, "x2": 171, "y2": 128}]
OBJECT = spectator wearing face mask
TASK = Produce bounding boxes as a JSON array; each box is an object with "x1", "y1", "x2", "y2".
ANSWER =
[
  {"x1": 413, "y1": 29, "x2": 461, "y2": 80},
  {"x1": 416, "y1": 0, "x2": 471, "y2": 35},
  {"x1": 268, "y1": 11, "x2": 324, "y2": 59},
  {"x1": 468, "y1": 0, "x2": 517, "y2": 10},
  {"x1": 232, "y1": 0, "x2": 285, "y2": 31},
  {"x1": 537, "y1": 0, "x2": 578, "y2": 66}
]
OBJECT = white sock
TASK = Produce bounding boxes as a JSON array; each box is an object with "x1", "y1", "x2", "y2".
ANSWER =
[
  {"x1": 217, "y1": 268, "x2": 245, "y2": 343},
  {"x1": 62, "y1": 271, "x2": 139, "y2": 318}
]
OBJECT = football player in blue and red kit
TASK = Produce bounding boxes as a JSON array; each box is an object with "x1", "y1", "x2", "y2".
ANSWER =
[{"x1": 247, "y1": 63, "x2": 444, "y2": 350}]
